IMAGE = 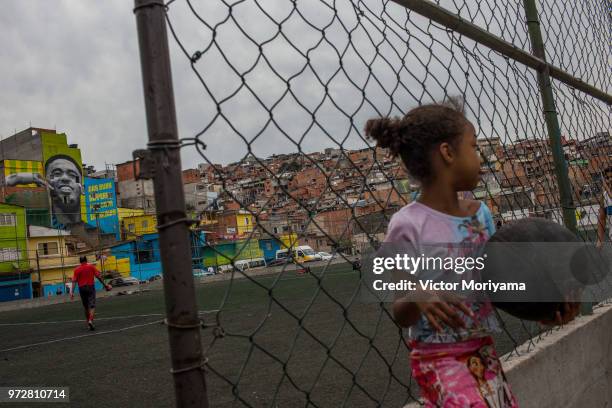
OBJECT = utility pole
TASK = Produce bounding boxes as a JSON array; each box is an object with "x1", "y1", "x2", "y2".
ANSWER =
[
  {"x1": 35, "y1": 249, "x2": 41, "y2": 297},
  {"x1": 93, "y1": 204, "x2": 104, "y2": 274},
  {"x1": 133, "y1": 1, "x2": 208, "y2": 406}
]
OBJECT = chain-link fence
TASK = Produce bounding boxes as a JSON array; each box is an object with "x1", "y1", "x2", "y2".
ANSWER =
[{"x1": 133, "y1": 0, "x2": 611, "y2": 406}]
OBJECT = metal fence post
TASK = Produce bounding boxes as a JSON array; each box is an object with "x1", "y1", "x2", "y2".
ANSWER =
[
  {"x1": 133, "y1": 0, "x2": 209, "y2": 406},
  {"x1": 523, "y1": 0, "x2": 577, "y2": 234},
  {"x1": 523, "y1": 0, "x2": 592, "y2": 315}
]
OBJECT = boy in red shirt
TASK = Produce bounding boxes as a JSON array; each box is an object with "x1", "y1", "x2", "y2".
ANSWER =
[{"x1": 70, "y1": 256, "x2": 112, "y2": 331}]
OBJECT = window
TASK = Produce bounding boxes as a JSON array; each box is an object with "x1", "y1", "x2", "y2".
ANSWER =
[
  {"x1": 136, "y1": 248, "x2": 153, "y2": 263},
  {"x1": 65, "y1": 243, "x2": 76, "y2": 255},
  {"x1": 128, "y1": 224, "x2": 135, "y2": 232},
  {"x1": 0, "y1": 213, "x2": 16, "y2": 226},
  {"x1": 0, "y1": 248, "x2": 20, "y2": 261},
  {"x1": 142, "y1": 220, "x2": 149, "y2": 229},
  {"x1": 38, "y1": 242, "x2": 59, "y2": 256},
  {"x1": 135, "y1": 241, "x2": 154, "y2": 263},
  {"x1": 244, "y1": 218, "x2": 249, "y2": 225}
]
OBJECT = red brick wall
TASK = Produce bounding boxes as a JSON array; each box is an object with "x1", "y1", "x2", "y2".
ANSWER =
[
  {"x1": 224, "y1": 201, "x2": 240, "y2": 211},
  {"x1": 117, "y1": 160, "x2": 139, "y2": 182},
  {"x1": 314, "y1": 208, "x2": 352, "y2": 240},
  {"x1": 364, "y1": 188, "x2": 403, "y2": 206},
  {"x1": 182, "y1": 169, "x2": 199, "y2": 184},
  {"x1": 293, "y1": 167, "x2": 326, "y2": 189}
]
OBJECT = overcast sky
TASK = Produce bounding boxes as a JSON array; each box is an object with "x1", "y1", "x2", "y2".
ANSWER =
[{"x1": 1, "y1": 0, "x2": 608, "y2": 171}]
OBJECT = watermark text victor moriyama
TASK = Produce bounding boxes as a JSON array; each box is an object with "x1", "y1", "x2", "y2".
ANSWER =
[{"x1": 359, "y1": 242, "x2": 612, "y2": 303}]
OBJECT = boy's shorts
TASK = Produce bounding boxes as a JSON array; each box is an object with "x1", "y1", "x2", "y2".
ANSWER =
[{"x1": 78, "y1": 285, "x2": 96, "y2": 310}]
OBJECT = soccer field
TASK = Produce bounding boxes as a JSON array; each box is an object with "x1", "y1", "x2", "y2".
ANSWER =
[{"x1": 0, "y1": 262, "x2": 539, "y2": 407}]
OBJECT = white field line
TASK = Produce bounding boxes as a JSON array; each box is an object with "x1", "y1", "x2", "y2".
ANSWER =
[
  {"x1": 0, "y1": 309, "x2": 219, "y2": 327},
  {"x1": 0, "y1": 320, "x2": 164, "y2": 353}
]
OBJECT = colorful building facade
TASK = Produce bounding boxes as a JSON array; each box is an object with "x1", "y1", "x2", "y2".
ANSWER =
[
  {"x1": 109, "y1": 231, "x2": 206, "y2": 281},
  {"x1": 83, "y1": 177, "x2": 120, "y2": 239},
  {"x1": 26, "y1": 225, "x2": 81, "y2": 297},
  {"x1": 121, "y1": 214, "x2": 157, "y2": 239},
  {"x1": 0, "y1": 203, "x2": 31, "y2": 302},
  {"x1": 0, "y1": 128, "x2": 84, "y2": 229},
  {"x1": 214, "y1": 210, "x2": 255, "y2": 240}
]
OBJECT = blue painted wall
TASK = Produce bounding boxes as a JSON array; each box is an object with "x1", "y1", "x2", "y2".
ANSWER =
[
  {"x1": 83, "y1": 177, "x2": 120, "y2": 239},
  {"x1": 0, "y1": 277, "x2": 32, "y2": 302},
  {"x1": 42, "y1": 281, "x2": 104, "y2": 298},
  {"x1": 259, "y1": 238, "x2": 281, "y2": 262},
  {"x1": 110, "y1": 231, "x2": 206, "y2": 281}
]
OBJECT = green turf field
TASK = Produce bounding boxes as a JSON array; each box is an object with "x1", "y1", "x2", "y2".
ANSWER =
[{"x1": 0, "y1": 262, "x2": 542, "y2": 407}]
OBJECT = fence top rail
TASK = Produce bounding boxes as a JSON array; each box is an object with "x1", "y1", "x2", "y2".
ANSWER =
[{"x1": 390, "y1": 0, "x2": 612, "y2": 105}]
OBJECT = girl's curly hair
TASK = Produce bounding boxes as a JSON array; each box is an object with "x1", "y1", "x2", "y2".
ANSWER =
[{"x1": 365, "y1": 97, "x2": 470, "y2": 181}]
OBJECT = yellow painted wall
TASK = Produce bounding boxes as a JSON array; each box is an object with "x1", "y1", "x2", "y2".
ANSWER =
[
  {"x1": 200, "y1": 212, "x2": 217, "y2": 226},
  {"x1": 235, "y1": 238, "x2": 264, "y2": 260},
  {"x1": 27, "y1": 236, "x2": 99, "y2": 285},
  {"x1": 122, "y1": 214, "x2": 157, "y2": 237},
  {"x1": 3, "y1": 160, "x2": 44, "y2": 187},
  {"x1": 117, "y1": 207, "x2": 145, "y2": 221},
  {"x1": 236, "y1": 212, "x2": 254, "y2": 235},
  {"x1": 103, "y1": 255, "x2": 130, "y2": 277},
  {"x1": 27, "y1": 236, "x2": 81, "y2": 284},
  {"x1": 280, "y1": 233, "x2": 298, "y2": 249},
  {"x1": 27, "y1": 235, "x2": 114, "y2": 285},
  {"x1": 33, "y1": 267, "x2": 76, "y2": 285},
  {"x1": 27, "y1": 236, "x2": 65, "y2": 262}
]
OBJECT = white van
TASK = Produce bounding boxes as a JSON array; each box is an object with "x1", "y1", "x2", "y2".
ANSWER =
[
  {"x1": 247, "y1": 258, "x2": 266, "y2": 269},
  {"x1": 234, "y1": 260, "x2": 250, "y2": 271},
  {"x1": 234, "y1": 258, "x2": 267, "y2": 271},
  {"x1": 275, "y1": 246, "x2": 319, "y2": 262}
]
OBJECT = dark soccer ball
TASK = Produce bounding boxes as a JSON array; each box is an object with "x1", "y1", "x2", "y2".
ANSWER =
[{"x1": 482, "y1": 217, "x2": 605, "y2": 321}]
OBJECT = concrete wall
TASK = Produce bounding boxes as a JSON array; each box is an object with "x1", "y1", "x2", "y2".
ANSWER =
[
  {"x1": 0, "y1": 129, "x2": 44, "y2": 161},
  {"x1": 117, "y1": 179, "x2": 155, "y2": 210},
  {"x1": 406, "y1": 304, "x2": 612, "y2": 408},
  {"x1": 504, "y1": 304, "x2": 612, "y2": 408}
]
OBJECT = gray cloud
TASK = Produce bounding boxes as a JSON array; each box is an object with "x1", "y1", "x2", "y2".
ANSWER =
[
  {"x1": 0, "y1": 0, "x2": 146, "y2": 169},
  {"x1": 1, "y1": 0, "x2": 608, "y2": 172}
]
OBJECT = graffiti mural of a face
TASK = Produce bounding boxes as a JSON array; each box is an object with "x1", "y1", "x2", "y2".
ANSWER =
[{"x1": 45, "y1": 155, "x2": 83, "y2": 225}]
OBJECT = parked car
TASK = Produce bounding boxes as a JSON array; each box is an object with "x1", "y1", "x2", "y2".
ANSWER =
[
  {"x1": 317, "y1": 252, "x2": 333, "y2": 261},
  {"x1": 108, "y1": 277, "x2": 140, "y2": 287},
  {"x1": 267, "y1": 258, "x2": 290, "y2": 267},
  {"x1": 193, "y1": 269, "x2": 215, "y2": 278},
  {"x1": 217, "y1": 265, "x2": 234, "y2": 274}
]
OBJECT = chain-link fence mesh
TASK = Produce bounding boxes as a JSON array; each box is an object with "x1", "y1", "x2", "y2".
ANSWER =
[{"x1": 138, "y1": 0, "x2": 612, "y2": 405}]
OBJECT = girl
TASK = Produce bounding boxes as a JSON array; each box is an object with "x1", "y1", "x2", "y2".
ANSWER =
[{"x1": 365, "y1": 101, "x2": 519, "y2": 407}]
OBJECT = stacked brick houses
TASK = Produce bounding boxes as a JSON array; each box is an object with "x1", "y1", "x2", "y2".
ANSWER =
[{"x1": 118, "y1": 131, "x2": 611, "y2": 253}]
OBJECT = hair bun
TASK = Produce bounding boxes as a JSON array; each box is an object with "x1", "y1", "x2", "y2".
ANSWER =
[{"x1": 364, "y1": 117, "x2": 401, "y2": 153}]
